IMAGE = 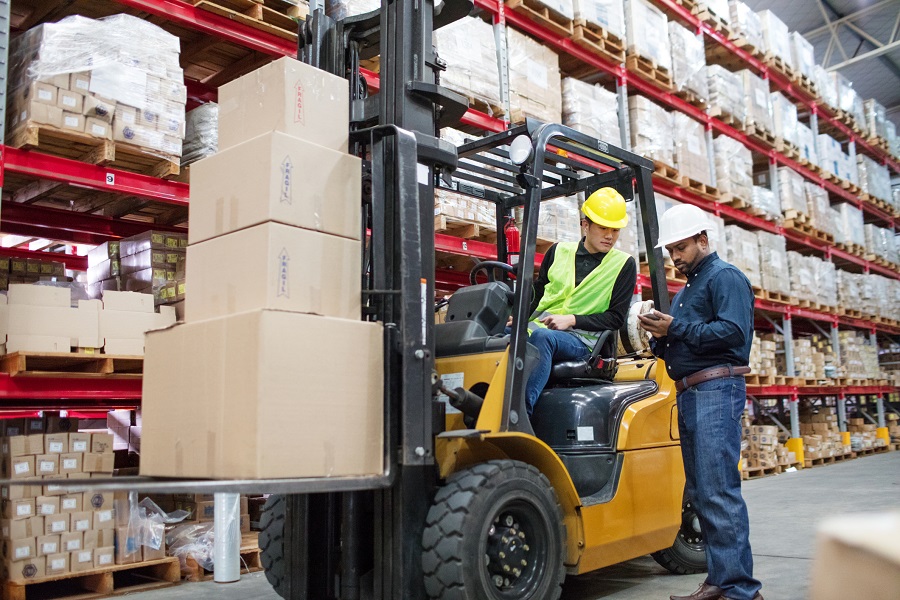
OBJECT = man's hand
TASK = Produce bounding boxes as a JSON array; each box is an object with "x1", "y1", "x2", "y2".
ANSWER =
[
  {"x1": 540, "y1": 314, "x2": 577, "y2": 331},
  {"x1": 506, "y1": 316, "x2": 514, "y2": 327},
  {"x1": 637, "y1": 310, "x2": 673, "y2": 338}
]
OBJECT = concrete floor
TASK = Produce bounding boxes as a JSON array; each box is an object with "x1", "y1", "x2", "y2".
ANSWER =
[{"x1": 129, "y1": 451, "x2": 900, "y2": 600}]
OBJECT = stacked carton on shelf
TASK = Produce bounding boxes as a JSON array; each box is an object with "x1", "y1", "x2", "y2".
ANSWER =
[
  {"x1": 814, "y1": 65, "x2": 838, "y2": 110},
  {"x1": 713, "y1": 136, "x2": 752, "y2": 201},
  {"x1": 790, "y1": 32, "x2": 816, "y2": 83},
  {"x1": 739, "y1": 70, "x2": 773, "y2": 133},
  {"x1": 728, "y1": 1, "x2": 764, "y2": 52},
  {"x1": 800, "y1": 407, "x2": 849, "y2": 459},
  {"x1": 756, "y1": 231, "x2": 790, "y2": 296},
  {"x1": 668, "y1": 23, "x2": 708, "y2": 103},
  {"x1": 707, "y1": 65, "x2": 745, "y2": 124},
  {"x1": 624, "y1": 0, "x2": 672, "y2": 71},
  {"x1": 757, "y1": 10, "x2": 793, "y2": 69},
  {"x1": 672, "y1": 114, "x2": 712, "y2": 187},
  {"x1": 561, "y1": 78, "x2": 621, "y2": 145},
  {"x1": 864, "y1": 224, "x2": 898, "y2": 265},
  {"x1": 795, "y1": 122, "x2": 818, "y2": 167},
  {"x1": 628, "y1": 96, "x2": 673, "y2": 166},
  {"x1": 834, "y1": 202, "x2": 866, "y2": 249},
  {"x1": 572, "y1": 0, "x2": 626, "y2": 40},
  {"x1": 139, "y1": 58, "x2": 384, "y2": 480},
  {"x1": 770, "y1": 92, "x2": 798, "y2": 149},
  {"x1": 863, "y1": 99, "x2": 888, "y2": 141},
  {"x1": 724, "y1": 225, "x2": 761, "y2": 288},
  {"x1": 846, "y1": 418, "x2": 882, "y2": 450},
  {"x1": 749, "y1": 332, "x2": 779, "y2": 379},
  {"x1": 507, "y1": 29, "x2": 562, "y2": 124},
  {"x1": 856, "y1": 155, "x2": 891, "y2": 204},
  {"x1": 777, "y1": 167, "x2": 808, "y2": 221},
  {"x1": 434, "y1": 16, "x2": 502, "y2": 117}
]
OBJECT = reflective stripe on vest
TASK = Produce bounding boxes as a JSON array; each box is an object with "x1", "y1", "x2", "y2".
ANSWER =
[{"x1": 529, "y1": 243, "x2": 629, "y2": 347}]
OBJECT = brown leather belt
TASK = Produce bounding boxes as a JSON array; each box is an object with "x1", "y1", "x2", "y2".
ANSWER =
[{"x1": 675, "y1": 365, "x2": 751, "y2": 392}]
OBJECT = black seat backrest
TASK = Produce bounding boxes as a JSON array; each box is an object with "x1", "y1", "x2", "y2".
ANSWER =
[
  {"x1": 547, "y1": 330, "x2": 619, "y2": 384},
  {"x1": 435, "y1": 282, "x2": 513, "y2": 358}
]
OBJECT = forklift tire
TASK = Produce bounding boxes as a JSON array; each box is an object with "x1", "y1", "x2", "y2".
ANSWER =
[
  {"x1": 259, "y1": 495, "x2": 288, "y2": 599},
  {"x1": 422, "y1": 460, "x2": 566, "y2": 600},
  {"x1": 651, "y1": 500, "x2": 708, "y2": 575}
]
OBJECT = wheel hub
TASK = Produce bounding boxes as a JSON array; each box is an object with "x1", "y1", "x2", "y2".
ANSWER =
[
  {"x1": 485, "y1": 513, "x2": 531, "y2": 587},
  {"x1": 678, "y1": 502, "x2": 704, "y2": 546}
]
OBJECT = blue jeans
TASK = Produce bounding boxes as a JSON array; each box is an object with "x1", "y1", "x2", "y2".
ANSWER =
[
  {"x1": 525, "y1": 327, "x2": 590, "y2": 413},
  {"x1": 677, "y1": 376, "x2": 761, "y2": 600}
]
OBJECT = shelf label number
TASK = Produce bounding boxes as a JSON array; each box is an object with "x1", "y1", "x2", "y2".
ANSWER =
[{"x1": 106, "y1": 173, "x2": 115, "y2": 185}]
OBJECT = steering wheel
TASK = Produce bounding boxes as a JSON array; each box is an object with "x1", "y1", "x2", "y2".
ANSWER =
[{"x1": 469, "y1": 260, "x2": 517, "y2": 285}]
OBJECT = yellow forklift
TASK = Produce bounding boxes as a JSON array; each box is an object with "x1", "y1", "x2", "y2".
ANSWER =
[{"x1": 255, "y1": 1, "x2": 707, "y2": 598}]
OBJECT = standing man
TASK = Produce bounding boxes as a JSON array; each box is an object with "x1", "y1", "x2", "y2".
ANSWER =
[
  {"x1": 520, "y1": 187, "x2": 637, "y2": 414},
  {"x1": 637, "y1": 204, "x2": 762, "y2": 600}
]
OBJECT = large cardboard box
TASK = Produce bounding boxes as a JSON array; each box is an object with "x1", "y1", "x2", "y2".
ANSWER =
[
  {"x1": 217, "y1": 57, "x2": 349, "y2": 152},
  {"x1": 185, "y1": 223, "x2": 361, "y2": 322},
  {"x1": 140, "y1": 311, "x2": 384, "y2": 479},
  {"x1": 6, "y1": 556, "x2": 45, "y2": 583},
  {"x1": 188, "y1": 131, "x2": 361, "y2": 244}
]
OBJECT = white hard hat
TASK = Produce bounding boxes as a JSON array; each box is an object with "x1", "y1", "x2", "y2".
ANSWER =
[{"x1": 655, "y1": 204, "x2": 710, "y2": 248}]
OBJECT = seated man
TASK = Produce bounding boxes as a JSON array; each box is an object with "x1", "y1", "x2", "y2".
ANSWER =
[{"x1": 519, "y1": 187, "x2": 637, "y2": 414}]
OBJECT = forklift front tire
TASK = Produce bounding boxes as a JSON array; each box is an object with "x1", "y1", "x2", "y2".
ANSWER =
[
  {"x1": 259, "y1": 494, "x2": 288, "y2": 598},
  {"x1": 650, "y1": 499, "x2": 708, "y2": 575},
  {"x1": 422, "y1": 460, "x2": 566, "y2": 600}
]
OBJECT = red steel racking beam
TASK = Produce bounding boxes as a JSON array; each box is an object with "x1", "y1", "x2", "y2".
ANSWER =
[
  {"x1": 0, "y1": 247, "x2": 88, "y2": 271},
  {"x1": 0, "y1": 374, "x2": 142, "y2": 406}
]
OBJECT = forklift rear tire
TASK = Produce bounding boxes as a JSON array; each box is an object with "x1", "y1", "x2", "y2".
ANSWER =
[
  {"x1": 422, "y1": 460, "x2": 566, "y2": 600},
  {"x1": 259, "y1": 494, "x2": 288, "y2": 598},
  {"x1": 651, "y1": 500, "x2": 707, "y2": 575}
]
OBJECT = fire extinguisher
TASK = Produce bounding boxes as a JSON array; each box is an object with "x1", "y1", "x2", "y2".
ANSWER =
[{"x1": 504, "y1": 216, "x2": 520, "y2": 266}]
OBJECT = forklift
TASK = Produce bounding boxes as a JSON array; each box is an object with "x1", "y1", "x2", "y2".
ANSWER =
[{"x1": 255, "y1": 0, "x2": 707, "y2": 598}]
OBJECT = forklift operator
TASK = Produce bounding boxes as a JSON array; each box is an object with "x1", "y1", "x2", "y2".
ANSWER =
[{"x1": 513, "y1": 187, "x2": 637, "y2": 414}]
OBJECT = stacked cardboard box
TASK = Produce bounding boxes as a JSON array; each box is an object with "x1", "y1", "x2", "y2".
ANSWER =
[
  {"x1": 536, "y1": 197, "x2": 582, "y2": 243},
  {"x1": 140, "y1": 58, "x2": 384, "y2": 480},
  {"x1": 7, "y1": 15, "x2": 185, "y2": 161},
  {"x1": 833, "y1": 203, "x2": 866, "y2": 248},
  {"x1": 434, "y1": 16, "x2": 502, "y2": 117},
  {"x1": 750, "y1": 333, "x2": 779, "y2": 379},
  {"x1": 88, "y1": 232, "x2": 187, "y2": 307},
  {"x1": 856, "y1": 155, "x2": 892, "y2": 204},
  {"x1": 790, "y1": 32, "x2": 816, "y2": 83},
  {"x1": 834, "y1": 72, "x2": 867, "y2": 134},
  {"x1": 673, "y1": 114, "x2": 712, "y2": 186},
  {"x1": 800, "y1": 407, "x2": 849, "y2": 458},
  {"x1": 770, "y1": 93, "x2": 798, "y2": 148},
  {"x1": 728, "y1": 1, "x2": 764, "y2": 52},
  {"x1": 864, "y1": 224, "x2": 898, "y2": 265},
  {"x1": 668, "y1": 23, "x2": 708, "y2": 102},
  {"x1": 561, "y1": 78, "x2": 622, "y2": 145},
  {"x1": 739, "y1": 70, "x2": 773, "y2": 133},
  {"x1": 814, "y1": 65, "x2": 838, "y2": 110},
  {"x1": 750, "y1": 186, "x2": 781, "y2": 223},
  {"x1": 572, "y1": 0, "x2": 625, "y2": 40},
  {"x1": 838, "y1": 331, "x2": 880, "y2": 380},
  {"x1": 786, "y1": 252, "x2": 836, "y2": 307},
  {"x1": 0, "y1": 257, "x2": 66, "y2": 291},
  {"x1": 777, "y1": 167, "x2": 807, "y2": 219},
  {"x1": 724, "y1": 225, "x2": 761, "y2": 287},
  {"x1": 886, "y1": 413, "x2": 899, "y2": 441},
  {"x1": 713, "y1": 136, "x2": 752, "y2": 201},
  {"x1": 863, "y1": 99, "x2": 888, "y2": 141},
  {"x1": 741, "y1": 425, "x2": 792, "y2": 469},
  {"x1": 756, "y1": 231, "x2": 790, "y2": 296},
  {"x1": 757, "y1": 10, "x2": 793, "y2": 67},
  {"x1": 795, "y1": 122, "x2": 818, "y2": 166},
  {"x1": 846, "y1": 418, "x2": 881, "y2": 451},
  {"x1": 628, "y1": 96, "x2": 673, "y2": 166},
  {"x1": 707, "y1": 65, "x2": 745, "y2": 123},
  {"x1": 1, "y1": 418, "x2": 118, "y2": 583},
  {"x1": 508, "y1": 29, "x2": 562, "y2": 124},
  {"x1": 435, "y1": 187, "x2": 496, "y2": 229},
  {"x1": 792, "y1": 337, "x2": 828, "y2": 381},
  {"x1": 624, "y1": 0, "x2": 672, "y2": 70},
  {"x1": 804, "y1": 182, "x2": 832, "y2": 237}
]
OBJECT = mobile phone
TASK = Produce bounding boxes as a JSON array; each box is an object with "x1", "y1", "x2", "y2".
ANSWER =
[{"x1": 641, "y1": 312, "x2": 662, "y2": 321}]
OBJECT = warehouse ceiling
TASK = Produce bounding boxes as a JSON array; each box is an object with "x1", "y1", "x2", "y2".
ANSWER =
[{"x1": 744, "y1": 0, "x2": 900, "y2": 127}]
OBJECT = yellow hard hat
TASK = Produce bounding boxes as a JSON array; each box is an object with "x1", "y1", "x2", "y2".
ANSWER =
[{"x1": 582, "y1": 187, "x2": 628, "y2": 229}]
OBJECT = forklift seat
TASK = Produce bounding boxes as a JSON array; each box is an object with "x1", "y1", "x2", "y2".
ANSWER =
[{"x1": 547, "y1": 330, "x2": 618, "y2": 385}]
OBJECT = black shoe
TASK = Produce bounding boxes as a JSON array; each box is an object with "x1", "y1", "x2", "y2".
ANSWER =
[{"x1": 670, "y1": 582, "x2": 724, "y2": 600}]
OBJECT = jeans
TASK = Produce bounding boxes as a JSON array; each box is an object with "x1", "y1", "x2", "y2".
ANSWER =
[
  {"x1": 524, "y1": 327, "x2": 590, "y2": 413},
  {"x1": 677, "y1": 376, "x2": 761, "y2": 600}
]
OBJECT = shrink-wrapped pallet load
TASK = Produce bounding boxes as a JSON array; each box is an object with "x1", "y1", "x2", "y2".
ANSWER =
[
  {"x1": 863, "y1": 99, "x2": 888, "y2": 141},
  {"x1": 728, "y1": 1, "x2": 764, "y2": 51},
  {"x1": 507, "y1": 28, "x2": 563, "y2": 124},
  {"x1": 668, "y1": 22, "x2": 708, "y2": 102},
  {"x1": 796, "y1": 122, "x2": 818, "y2": 167},
  {"x1": 790, "y1": 32, "x2": 816, "y2": 81},
  {"x1": 834, "y1": 72, "x2": 867, "y2": 134},
  {"x1": 864, "y1": 224, "x2": 899, "y2": 265},
  {"x1": 628, "y1": 96, "x2": 674, "y2": 166},
  {"x1": 739, "y1": 69, "x2": 773, "y2": 132},
  {"x1": 756, "y1": 231, "x2": 790, "y2": 296},
  {"x1": 713, "y1": 136, "x2": 752, "y2": 200},
  {"x1": 757, "y1": 10, "x2": 793, "y2": 69},
  {"x1": 770, "y1": 92, "x2": 798, "y2": 148},
  {"x1": 573, "y1": 0, "x2": 626, "y2": 39},
  {"x1": 834, "y1": 203, "x2": 866, "y2": 248},
  {"x1": 707, "y1": 65, "x2": 745, "y2": 124},
  {"x1": 724, "y1": 225, "x2": 761, "y2": 288},
  {"x1": 778, "y1": 167, "x2": 807, "y2": 219},
  {"x1": 673, "y1": 113, "x2": 712, "y2": 186},
  {"x1": 856, "y1": 154, "x2": 891, "y2": 203},
  {"x1": 181, "y1": 103, "x2": 217, "y2": 167},
  {"x1": 561, "y1": 78, "x2": 621, "y2": 145},
  {"x1": 624, "y1": 0, "x2": 672, "y2": 70},
  {"x1": 750, "y1": 186, "x2": 781, "y2": 223},
  {"x1": 814, "y1": 65, "x2": 838, "y2": 110},
  {"x1": 434, "y1": 17, "x2": 503, "y2": 117}
]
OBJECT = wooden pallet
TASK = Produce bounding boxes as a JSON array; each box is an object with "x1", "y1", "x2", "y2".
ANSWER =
[
  {"x1": 189, "y1": 0, "x2": 301, "y2": 42},
  {"x1": 763, "y1": 54, "x2": 796, "y2": 81},
  {"x1": 4, "y1": 557, "x2": 179, "y2": 600},
  {"x1": 837, "y1": 307, "x2": 864, "y2": 319},
  {"x1": 571, "y1": 20, "x2": 626, "y2": 65},
  {"x1": 8, "y1": 124, "x2": 180, "y2": 179},
  {"x1": 184, "y1": 532, "x2": 262, "y2": 582},
  {"x1": 673, "y1": 87, "x2": 708, "y2": 109},
  {"x1": 652, "y1": 160, "x2": 681, "y2": 187},
  {"x1": 784, "y1": 219, "x2": 833, "y2": 244},
  {"x1": 435, "y1": 214, "x2": 497, "y2": 241},
  {"x1": 466, "y1": 95, "x2": 506, "y2": 120},
  {"x1": 680, "y1": 175, "x2": 717, "y2": 201},
  {"x1": 754, "y1": 288, "x2": 796, "y2": 306},
  {"x1": 775, "y1": 138, "x2": 800, "y2": 160},
  {"x1": 743, "y1": 122, "x2": 777, "y2": 148},
  {"x1": 790, "y1": 72, "x2": 818, "y2": 98},
  {"x1": 692, "y1": 7, "x2": 730, "y2": 36},
  {"x1": 506, "y1": 0, "x2": 574, "y2": 38},
  {"x1": 0, "y1": 352, "x2": 144, "y2": 378},
  {"x1": 804, "y1": 455, "x2": 836, "y2": 468},
  {"x1": 706, "y1": 105, "x2": 742, "y2": 128},
  {"x1": 625, "y1": 53, "x2": 674, "y2": 91},
  {"x1": 745, "y1": 374, "x2": 776, "y2": 386},
  {"x1": 782, "y1": 209, "x2": 809, "y2": 224},
  {"x1": 742, "y1": 464, "x2": 779, "y2": 480},
  {"x1": 639, "y1": 261, "x2": 686, "y2": 284}
]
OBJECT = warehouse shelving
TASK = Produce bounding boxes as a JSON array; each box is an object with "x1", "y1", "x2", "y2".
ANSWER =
[{"x1": 1, "y1": 0, "x2": 897, "y2": 412}]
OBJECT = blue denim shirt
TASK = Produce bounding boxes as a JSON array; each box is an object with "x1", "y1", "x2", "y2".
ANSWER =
[{"x1": 650, "y1": 252, "x2": 754, "y2": 381}]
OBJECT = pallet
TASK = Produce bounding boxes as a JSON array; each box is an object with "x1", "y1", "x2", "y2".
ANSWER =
[
  {"x1": 742, "y1": 122, "x2": 777, "y2": 148},
  {"x1": 753, "y1": 288, "x2": 796, "y2": 306},
  {"x1": 506, "y1": 0, "x2": 574, "y2": 38},
  {"x1": 790, "y1": 72, "x2": 818, "y2": 98},
  {"x1": 804, "y1": 455, "x2": 836, "y2": 468},
  {"x1": 680, "y1": 175, "x2": 717, "y2": 201},
  {"x1": 8, "y1": 124, "x2": 180, "y2": 179},
  {"x1": 184, "y1": 532, "x2": 262, "y2": 582},
  {"x1": 782, "y1": 209, "x2": 809, "y2": 224},
  {"x1": 189, "y1": 0, "x2": 301, "y2": 42},
  {"x1": 673, "y1": 87, "x2": 708, "y2": 109},
  {"x1": 652, "y1": 160, "x2": 681, "y2": 187},
  {"x1": 692, "y1": 7, "x2": 730, "y2": 36},
  {"x1": 783, "y1": 219, "x2": 834, "y2": 244},
  {"x1": 745, "y1": 374, "x2": 775, "y2": 386},
  {"x1": 719, "y1": 194, "x2": 777, "y2": 222},
  {"x1": 775, "y1": 138, "x2": 800, "y2": 160},
  {"x1": 625, "y1": 53, "x2": 674, "y2": 91},
  {"x1": 571, "y1": 21, "x2": 625, "y2": 65},
  {"x1": 3, "y1": 557, "x2": 179, "y2": 600},
  {"x1": 639, "y1": 261, "x2": 686, "y2": 284},
  {"x1": 0, "y1": 352, "x2": 144, "y2": 378},
  {"x1": 763, "y1": 54, "x2": 796, "y2": 81},
  {"x1": 742, "y1": 464, "x2": 780, "y2": 480},
  {"x1": 706, "y1": 105, "x2": 742, "y2": 128},
  {"x1": 838, "y1": 307, "x2": 864, "y2": 319}
]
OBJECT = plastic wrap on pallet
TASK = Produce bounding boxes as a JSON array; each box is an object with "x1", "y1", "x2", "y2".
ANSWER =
[
  {"x1": 817, "y1": 133, "x2": 841, "y2": 176},
  {"x1": 863, "y1": 99, "x2": 888, "y2": 141},
  {"x1": 834, "y1": 72, "x2": 867, "y2": 133},
  {"x1": 837, "y1": 269, "x2": 861, "y2": 310},
  {"x1": 795, "y1": 122, "x2": 818, "y2": 166},
  {"x1": 713, "y1": 135, "x2": 752, "y2": 200},
  {"x1": 787, "y1": 251, "x2": 815, "y2": 302},
  {"x1": 777, "y1": 167, "x2": 807, "y2": 218},
  {"x1": 627, "y1": 95, "x2": 674, "y2": 166},
  {"x1": 750, "y1": 185, "x2": 780, "y2": 223},
  {"x1": 724, "y1": 225, "x2": 761, "y2": 288},
  {"x1": 537, "y1": 197, "x2": 582, "y2": 243},
  {"x1": 435, "y1": 186, "x2": 497, "y2": 228},
  {"x1": 838, "y1": 150, "x2": 858, "y2": 186},
  {"x1": 434, "y1": 17, "x2": 503, "y2": 116},
  {"x1": 856, "y1": 154, "x2": 891, "y2": 203},
  {"x1": 813, "y1": 65, "x2": 838, "y2": 109},
  {"x1": 535, "y1": 0, "x2": 576, "y2": 21},
  {"x1": 790, "y1": 32, "x2": 816, "y2": 81},
  {"x1": 325, "y1": 0, "x2": 378, "y2": 19},
  {"x1": 181, "y1": 103, "x2": 217, "y2": 167},
  {"x1": 673, "y1": 113, "x2": 712, "y2": 187},
  {"x1": 7, "y1": 14, "x2": 186, "y2": 159},
  {"x1": 835, "y1": 202, "x2": 865, "y2": 248},
  {"x1": 815, "y1": 257, "x2": 837, "y2": 308},
  {"x1": 864, "y1": 224, "x2": 898, "y2": 265},
  {"x1": 804, "y1": 183, "x2": 833, "y2": 238},
  {"x1": 561, "y1": 78, "x2": 621, "y2": 145},
  {"x1": 707, "y1": 65, "x2": 745, "y2": 124},
  {"x1": 507, "y1": 28, "x2": 562, "y2": 124},
  {"x1": 624, "y1": 0, "x2": 672, "y2": 71},
  {"x1": 573, "y1": 0, "x2": 626, "y2": 39},
  {"x1": 739, "y1": 69, "x2": 773, "y2": 132},
  {"x1": 728, "y1": 1, "x2": 764, "y2": 52},
  {"x1": 887, "y1": 121, "x2": 899, "y2": 158},
  {"x1": 697, "y1": 0, "x2": 731, "y2": 25},
  {"x1": 668, "y1": 22, "x2": 708, "y2": 101},
  {"x1": 756, "y1": 230, "x2": 790, "y2": 296},
  {"x1": 757, "y1": 10, "x2": 793, "y2": 69},
  {"x1": 770, "y1": 92, "x2": 797, "y2": 148}
]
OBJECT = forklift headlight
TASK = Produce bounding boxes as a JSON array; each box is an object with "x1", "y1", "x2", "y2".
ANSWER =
[{"x1": 508, "y1": 135, "x2": 533, "y2": 166}]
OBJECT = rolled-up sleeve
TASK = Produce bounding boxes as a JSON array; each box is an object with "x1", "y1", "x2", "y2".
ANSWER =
[{"x1": 667, "y1": 269, "x2": 753, "y2": 354}]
